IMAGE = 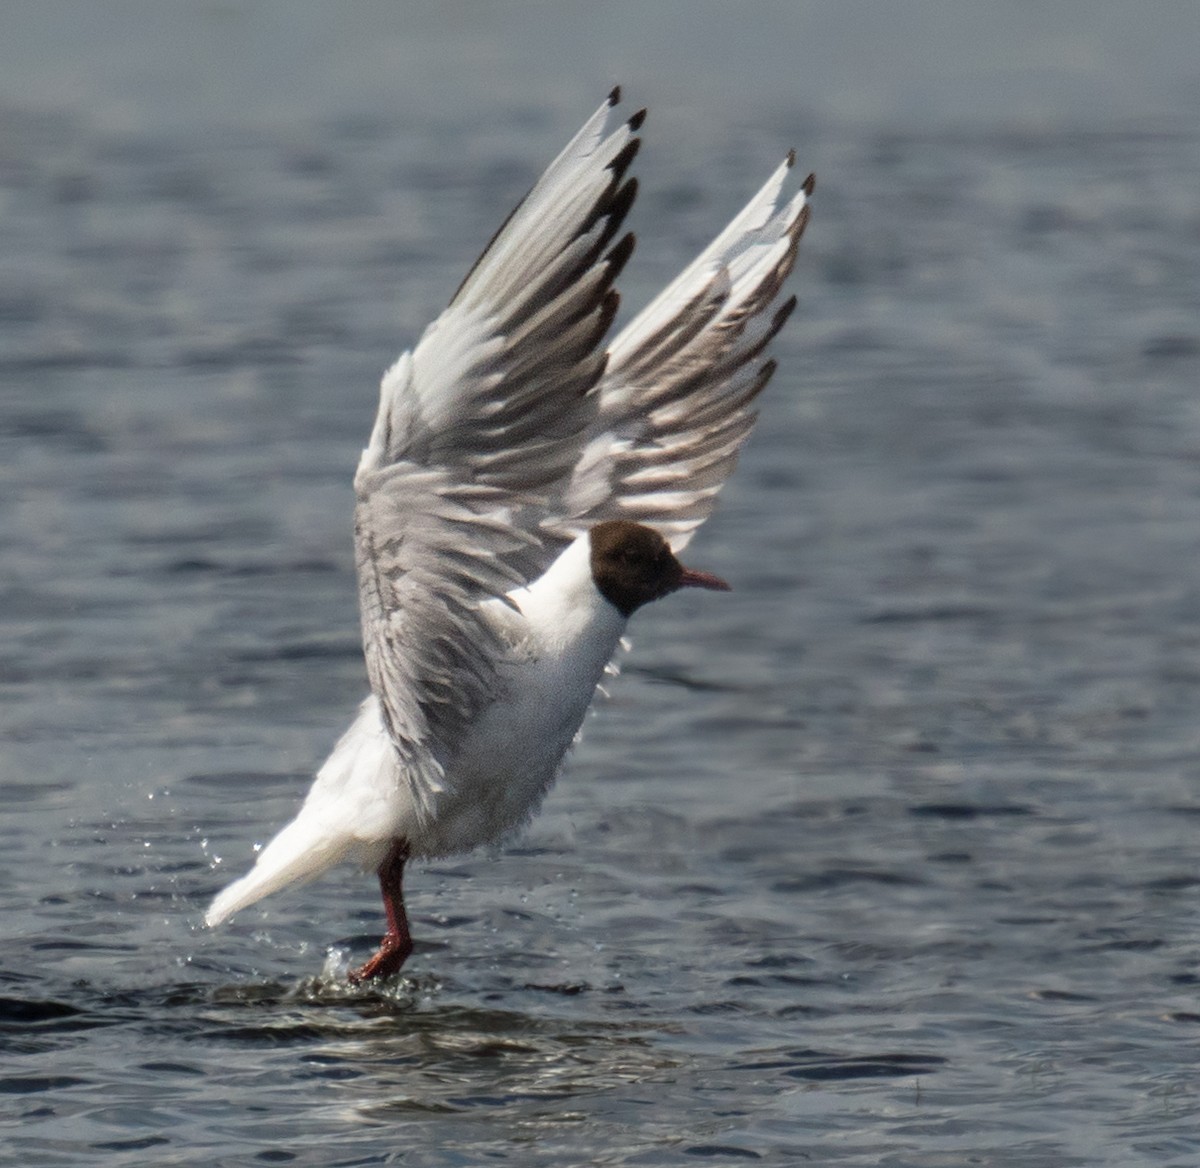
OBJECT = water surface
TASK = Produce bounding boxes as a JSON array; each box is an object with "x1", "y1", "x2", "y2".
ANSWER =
[{"x1": 3, "y1": 10, "x2": 1200, "y2": 1166}]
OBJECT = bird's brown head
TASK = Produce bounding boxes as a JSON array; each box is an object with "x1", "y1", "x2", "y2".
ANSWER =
[{"x1": 588, "y1": 520, "x2": 731, "y2": 617}]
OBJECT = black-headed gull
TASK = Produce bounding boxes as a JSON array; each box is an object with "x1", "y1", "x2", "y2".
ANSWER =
[{"x1": 206, "y1": 90, "x2": 812, "y2": 981}]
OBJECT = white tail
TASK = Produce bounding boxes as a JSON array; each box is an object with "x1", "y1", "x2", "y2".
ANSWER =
[
  {"x1": 205, "y1": 819, "x2": 353, "y2": 927},
  {"x1": 205, "y1": 697, "x2": 402, "y2": 927}
]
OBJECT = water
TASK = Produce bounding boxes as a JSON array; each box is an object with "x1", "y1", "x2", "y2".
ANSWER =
[{"x1": 4, "y1": 7, "x2": 1200, "y2": 1166}]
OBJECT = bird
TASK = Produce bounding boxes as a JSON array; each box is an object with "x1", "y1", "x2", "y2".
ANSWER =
[{"x1": 205, "y1": 89, "x2": 812, "y2": 982}]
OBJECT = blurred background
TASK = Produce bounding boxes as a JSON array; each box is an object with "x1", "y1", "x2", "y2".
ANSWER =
[
  {"x1": 3, "y1": 4, "x2": 1200, "y2": 1167},
  {"x1": 3, "y1": 1, "x2": 1199, "y2": 130}
]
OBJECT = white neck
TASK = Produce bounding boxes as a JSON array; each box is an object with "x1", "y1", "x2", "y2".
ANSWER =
[{"x1": 512, "y1": 535, "x2": 627, "y2": 653}]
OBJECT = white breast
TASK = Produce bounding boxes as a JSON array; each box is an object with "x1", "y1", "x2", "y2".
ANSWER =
[{"x1": 402, "y1": 536, "x2": 628, "y2": 858}]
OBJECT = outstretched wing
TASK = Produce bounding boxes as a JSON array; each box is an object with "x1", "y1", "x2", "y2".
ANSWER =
[
  {"x1": 549, "y1": 154, "x2": 813, "y2": 552},
  {"x1": 354, "y1": 91, "x2": 641, "y2": 805}
]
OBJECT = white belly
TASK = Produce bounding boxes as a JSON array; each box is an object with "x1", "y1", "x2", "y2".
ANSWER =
[
  {"x1": 316, "y1": 537, "x2": 630, "y2": 862},
  {"x1": 406, "y1": 613, "x2": 622, "y2": 857}
]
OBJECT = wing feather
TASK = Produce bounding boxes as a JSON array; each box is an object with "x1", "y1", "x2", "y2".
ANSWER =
[
  {"x1": 550, "y1": 157, "x2": 813, "y2": 552},
  {"x1": 355, "y1": 92, "x2": 642, "y2": 800}
]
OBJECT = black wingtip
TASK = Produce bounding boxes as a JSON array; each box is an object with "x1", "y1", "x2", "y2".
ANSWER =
[
  {"x1": 592, "y1": 288, "x2": 621, "y2": 347},
  {"x1": 791, "y1": 202, "x2": 812, "y2": 243},
  {"x1": 605, "y1": 231, "x2": 636, "y2": 281},
  {"x1": 802, "y1": 171, "x2": 816, "y2": 196},
  {"x1": 628, "y1": 107, "x2": 647, "y2": 132},
  {"x1": 773, "y1": 295, "x2": 798, "y2": 333},
  {"x1": 785, "y1": 148, "x2": 797, "y2": 169},
  {"x1": 609, "y1": 136, "x2": 642, "y2": 179},
  {"x1": 608, "y1": 85, "x2": 622, "y2": 107},
  {"x1": 607, "y1": 177, "x2": 639, "y2": 232}
]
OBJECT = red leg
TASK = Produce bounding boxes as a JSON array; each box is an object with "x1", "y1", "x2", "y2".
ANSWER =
[{"x1": 348, "y1": 841, "x2": 413, "y2": 983}]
